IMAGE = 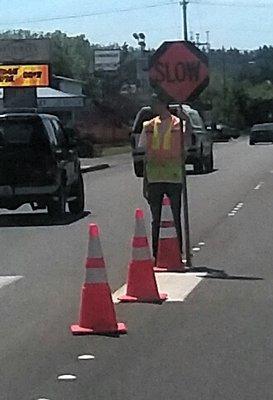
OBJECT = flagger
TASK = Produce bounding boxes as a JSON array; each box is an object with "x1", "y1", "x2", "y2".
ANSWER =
[{"x1": 138, "y1": 93, "x2": 185, "y2": 260}]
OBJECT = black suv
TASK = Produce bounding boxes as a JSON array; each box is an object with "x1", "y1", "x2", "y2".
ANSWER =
[{"x1": 0, "y1": 113, "x2": 84, "y2": 216}]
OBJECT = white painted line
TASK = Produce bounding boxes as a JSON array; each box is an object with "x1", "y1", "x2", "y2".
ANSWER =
[
  {"x1": 237, "y1": 203, "x2": 244, "y2": 207},
  {"x1": 57, "y1": 375, "x2": 77, "y2": 381},
  {"x1": 156, "y1": 272, "x2": 206, "y2": 302},
  {"x1": 113, "y1": 284, "x2": 126, "y2": 303},
  {"x1": 113, "y1": 272, "x2": 206, "y2": 303},
  {"x1": 228, "y1": 212, "x2": 236, "y2": 217},
  {"x1": 36, "y1": 398, "x2": 51, "y2": 400},
  {"x1": 192, "y1": 247, "x2": 201, "y2": 252},
  {"x1": 254, "y1": 182, "x2": 264, "y2": 190},
  {"x1": 0, "y1": 276, "x2": 23, "y2": 289},
  {"x1": 78, "y1": 355, "x2": 95, "y2": 360},
  {"x1": 198, "y1": 242, "x2": 205, "y2": 246}
]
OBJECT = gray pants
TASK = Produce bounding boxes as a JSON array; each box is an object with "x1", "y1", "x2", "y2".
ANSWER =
[{"x1": 147, "y1": 182, "x2": 183, "y2": 258}]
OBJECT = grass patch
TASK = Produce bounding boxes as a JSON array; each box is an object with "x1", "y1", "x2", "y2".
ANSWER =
[{"x1": 102, "y1": 144, "x2": 131, "y2": 157}]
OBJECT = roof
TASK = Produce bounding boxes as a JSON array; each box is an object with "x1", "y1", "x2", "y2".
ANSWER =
[
  {"x1": 53, "y1": 75, "x2": 85, "y2": 84},
  {"x1": 0, "y1": 87, "x2": 85, "y2": 99}
]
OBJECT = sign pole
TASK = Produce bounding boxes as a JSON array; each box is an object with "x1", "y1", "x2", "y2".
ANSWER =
[
  {"x1": 182, "y1": 161, "x2": 192, "y2": 269},
  {"x1": 181, "y1": 115, "x2": 192, "y2": 270}
]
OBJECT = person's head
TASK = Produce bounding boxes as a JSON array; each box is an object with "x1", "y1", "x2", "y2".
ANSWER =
[{"x1": 151, "y1": 93, "x2": 169, "y2": 116}]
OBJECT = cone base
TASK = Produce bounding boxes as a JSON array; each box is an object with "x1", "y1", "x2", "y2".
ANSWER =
[
  {"x1": 118, "y1": 292, "x2": 168, "y2": 304},
  {"x1": 70, "y1": 322, "x2": 127, "y2": 335},
  {"x1": 154, "y1": 265, "x2": 186, "y2": 273}
]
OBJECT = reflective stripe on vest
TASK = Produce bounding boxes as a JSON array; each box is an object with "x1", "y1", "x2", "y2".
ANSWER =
[{"x1": 152, "y1": 118, "x2": 172, "y2": 151}]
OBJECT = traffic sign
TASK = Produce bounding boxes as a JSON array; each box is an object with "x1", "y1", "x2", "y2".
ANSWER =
[{"x1": 149, "y1": 41, "x2": 209, "y2": 103}]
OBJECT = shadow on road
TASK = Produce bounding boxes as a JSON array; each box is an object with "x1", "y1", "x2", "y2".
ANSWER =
[
  {"x1": 190, "y1": 266, "x2": 263, "y2": 281},
  {"x1": 0, "y1": 211, "x2": 91, "y2": 227}
]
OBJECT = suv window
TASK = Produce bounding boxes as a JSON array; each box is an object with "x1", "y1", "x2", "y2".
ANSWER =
[
  {"x1": 0, "y1": 117, "x2": 50, "y2": 150},
  {"x1": 133, "y1": 106, "x2": 184, "y2": 134},
  {"x1": 132, "y1": 109, "x2": 154, "y2": 133},
  {"x1": 51, "y1": 119, "x2": 67, "y2": 147},
  {"x1": 43, "y1": 119, "x2": 58, "y2": 146},
  {"x1": 188, "y1": 112, "x2": 203, "y2": 128}
]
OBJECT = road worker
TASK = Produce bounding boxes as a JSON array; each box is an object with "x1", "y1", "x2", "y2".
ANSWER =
[{"x1": 138, "y1": 93, "x2": 185, "y2": 259}]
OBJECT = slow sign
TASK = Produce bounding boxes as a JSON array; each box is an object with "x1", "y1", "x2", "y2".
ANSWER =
[{"x1": 149, "y1": 41, "x2": 209, "y2": 103}]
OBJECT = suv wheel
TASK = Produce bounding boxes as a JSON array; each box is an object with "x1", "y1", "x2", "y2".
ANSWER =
[
  {"x1": 48, "y1": 187, "x2": 66, "y2": 217},
  {"x1": 204, "y1": 151, "x2": 214, "y2": 173},
  {"x1": 133, "y1": 160, "x2": 144, "y2": 177},
  {"x1": 68, "y1": 175, "x2": 85, "y2": 214},
  {"x1": 193, "y1": 156, "x2": 204, "y2": 174}
]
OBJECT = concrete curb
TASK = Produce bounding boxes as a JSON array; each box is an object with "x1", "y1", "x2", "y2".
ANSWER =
[{"x1": 81, "y1": 163, "x2": 110, "y2": 174}]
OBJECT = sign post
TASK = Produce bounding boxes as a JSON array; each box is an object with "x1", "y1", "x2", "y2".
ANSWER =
[{"x1": 149, "y1": 40, "x2": 209, "y2": 269}]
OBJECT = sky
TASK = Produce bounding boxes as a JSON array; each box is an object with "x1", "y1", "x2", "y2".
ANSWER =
[{"x1": 0, "y1": 0, "x2": 273, "y2": 50}]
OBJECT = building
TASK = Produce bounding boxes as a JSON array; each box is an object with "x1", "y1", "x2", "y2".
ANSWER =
[{"x1": 0, "y1": 75, "x2": 86, "y2": 127}]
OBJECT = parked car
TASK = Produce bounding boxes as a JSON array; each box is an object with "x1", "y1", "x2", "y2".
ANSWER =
[
  {"x1": 130, "y1": 104, "x2": 214, "y2": 176},
  {"x1": 249, "y1": 123, "x2": 273, "y2": 145},
  {"x1": 0, "y1": 113, "x2": 84, "y2": 216},
  {"x1": 212, "y1": 124, "x2": 240, "y2": 141}
]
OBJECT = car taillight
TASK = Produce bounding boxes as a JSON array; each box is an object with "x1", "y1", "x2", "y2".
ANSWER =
[{"x1": 191, "y1": 134, "x2": 196, "y2": 145}]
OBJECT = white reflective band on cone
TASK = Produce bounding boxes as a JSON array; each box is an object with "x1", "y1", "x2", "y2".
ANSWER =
[
  {"x1": 85, "y1": 268, "x2": 108, "y2": 283},
  {"x1": 87, "y1": 237, "x2": 103, "y2": 258},
  {"x1": 135, "y1": 219, "x2": 147, "y2": 237},
  {"x1": 160, "y1": 226, "x2": 177, "y2": 239},
  {"x1": 161, "y1": 205, "x2": 174, "y2": 222},
  {"x1": 132, "y1": 246, "x2": 151, "y2": 261}
]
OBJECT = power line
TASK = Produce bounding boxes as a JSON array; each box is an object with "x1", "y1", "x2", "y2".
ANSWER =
[
  {"x1": 0, "y1": 1, "x2": 272, "y2": 26},
  {"x1": 191, "y1": 0, "x2": 273, "y2": 7},
  {"x1": 0, "y1": 1, "x2": 178, "y2": 26}
]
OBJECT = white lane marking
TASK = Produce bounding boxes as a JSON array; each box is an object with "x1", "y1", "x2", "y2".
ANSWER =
[
  {"x1": 57, "y1": 375, "x2": 77, "y2": 381},
  {"x1": 237, "y1": 203, "x2": 244, "y2": 207},
  {"x1": 198, "y1": 242, "x2": 205, "y2": 246},
  {"x1": 78, "y1": 355, "x2": 95, "y2": 360},
  {"x1": 254, "y1": 182, "x2": 264, "y2": 190},
  {"x1": 192, "y1": 247, "x2": 201, "y2": 252},
  {"x1": 228, "y1": 212, "x2": 236, "y2": 217},
  {"x1": 113, "y1": 272, "x2": 206, "y2": 303},
  {"x1": 0, "y1": 276, "x2": 23, "y2": 289},
  {"x1": 156, "y1": 272, "x2": 206, "y2": 302}
]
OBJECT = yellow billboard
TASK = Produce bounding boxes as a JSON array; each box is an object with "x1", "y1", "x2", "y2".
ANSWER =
[{"x1": 0, "y1": 64, "x2": 50, "y2": 87}]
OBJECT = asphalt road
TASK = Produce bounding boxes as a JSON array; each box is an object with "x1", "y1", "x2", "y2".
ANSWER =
[{"x1": 1, "y1": 137, "x2": 273, "y2": 399}]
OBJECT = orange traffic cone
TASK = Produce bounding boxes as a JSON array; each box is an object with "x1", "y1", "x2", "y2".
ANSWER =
[
  {"x1": 154, "y1": 196, "x2": 185, "y2": 273},
  {"x1": 119, "y1": 209, "x2": 167, "y2": 303},
  {"x1": 71, "y1": 223, "x2": 127, "y2": 335}
]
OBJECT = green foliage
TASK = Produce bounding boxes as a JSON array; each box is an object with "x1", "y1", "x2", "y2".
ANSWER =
[{"x1": 202, "y1": 47, "x2": 273, "y2": 127}]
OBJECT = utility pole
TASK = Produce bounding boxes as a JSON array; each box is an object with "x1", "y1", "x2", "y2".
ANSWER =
[{"x1": 180, "y1": 1, "x2": 189, "y2": 41}]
